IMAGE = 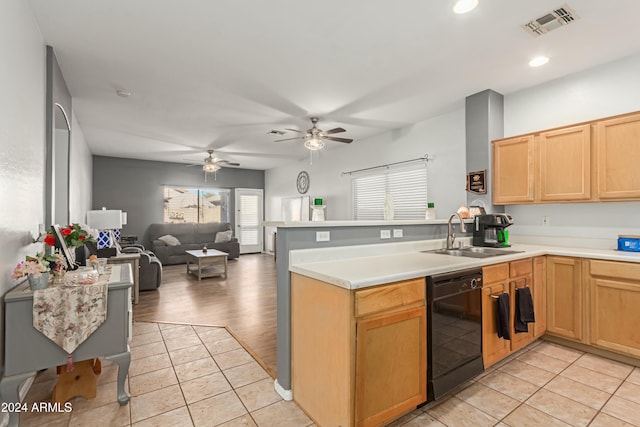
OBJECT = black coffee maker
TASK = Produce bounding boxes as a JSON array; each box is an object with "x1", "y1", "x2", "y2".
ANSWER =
[{"x1": 472, "y1": 214, "x2": 514, "y2": 247}]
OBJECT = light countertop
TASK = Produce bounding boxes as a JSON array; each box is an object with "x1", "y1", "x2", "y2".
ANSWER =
[{"x1": 289, "y1": 239, "x2": 640, "y2": 290}]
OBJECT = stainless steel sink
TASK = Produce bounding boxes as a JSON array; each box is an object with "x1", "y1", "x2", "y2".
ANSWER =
[{"x1": 424, "y1": 246, "x2": 524, "y2": 258}]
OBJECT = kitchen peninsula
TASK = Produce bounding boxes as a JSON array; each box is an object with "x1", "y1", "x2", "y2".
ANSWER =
[{"x1": 286, "y1": 237, "x2": 640, "y2": 426}]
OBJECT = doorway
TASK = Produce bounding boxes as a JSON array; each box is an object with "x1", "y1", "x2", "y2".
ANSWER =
[{"x1": 235, "y1": 188, "x2": 263, "y2": 254}]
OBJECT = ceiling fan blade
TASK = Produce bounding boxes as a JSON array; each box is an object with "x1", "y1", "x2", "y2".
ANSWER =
[
  {"x1": 324, "y1": 127, "x2": 346, "y2": 135},
  {"x1": 185, "y1": 164, "x2": 201, "y2": 167},
  {"x1": 217, "y1": 160, "x2": 241, "y2": 166},
  {"x1": 274, "y1": 136, "x2": 305, "y2": 142},
  {"x1": 284, "y1": 128, "x2": 304, "y2": 133},
  {"x1": 325, "y1": 136, "x2": 353, "y2": 143}
]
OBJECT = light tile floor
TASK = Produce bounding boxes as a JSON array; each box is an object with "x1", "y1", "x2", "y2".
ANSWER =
[{"x1": 18, "y1": 323, "x2": 640, "y2": 427}]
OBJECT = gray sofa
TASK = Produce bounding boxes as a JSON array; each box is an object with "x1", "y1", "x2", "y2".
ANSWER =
[{"x1": 148, "y1": 222, "x2": 240, "y2": 265}]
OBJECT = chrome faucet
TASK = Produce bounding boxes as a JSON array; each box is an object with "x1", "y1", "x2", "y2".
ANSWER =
[{"x1": 447, "y1": 213, "x2": 467, "y2": 250}]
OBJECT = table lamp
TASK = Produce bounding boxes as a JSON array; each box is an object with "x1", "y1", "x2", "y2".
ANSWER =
[{"x1": 87, "y1": 208, "x2": 123, "y2": 249}]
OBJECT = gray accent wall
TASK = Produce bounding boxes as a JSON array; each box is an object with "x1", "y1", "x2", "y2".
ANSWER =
[
  {"x1": 465, "y1": 89, "x2": 504, "y2": 212},
  {"x1": 92, "y1": 156, "x2": 264, "y2": 248}
]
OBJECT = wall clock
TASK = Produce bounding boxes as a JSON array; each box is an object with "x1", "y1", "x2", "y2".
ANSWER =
[{"x1": 296, "y1": 171, "x2": 310, "y2": 194}]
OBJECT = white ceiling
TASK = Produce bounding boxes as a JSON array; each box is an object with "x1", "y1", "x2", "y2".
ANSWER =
[{"x1": 27, "y1": 0, "x2": 640, "y2": 170}]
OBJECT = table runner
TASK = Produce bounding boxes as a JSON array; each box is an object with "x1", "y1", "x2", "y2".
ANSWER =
[{"x1": 32, "y1": 267, "x2": 111, "y2": 370}]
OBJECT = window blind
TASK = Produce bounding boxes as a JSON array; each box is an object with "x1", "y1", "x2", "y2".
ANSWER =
[{"x1": 352, "y1": 166, "x2": 428, "y2": 220}]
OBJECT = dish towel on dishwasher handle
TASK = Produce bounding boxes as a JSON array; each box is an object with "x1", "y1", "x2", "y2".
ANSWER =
[
  {"x1": 496, "y1": 293, "x2": 511, "y2": 340},
  {"x1": 515, "y1": 286, "x2": 535, "y2": 333}
]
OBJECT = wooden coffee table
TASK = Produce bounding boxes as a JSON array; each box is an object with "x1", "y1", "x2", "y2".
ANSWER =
[{"x1": 186, "y1": 249, "x2": 228, "y2": 280}]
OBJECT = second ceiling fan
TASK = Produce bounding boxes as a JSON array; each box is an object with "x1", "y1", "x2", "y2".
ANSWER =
[{"x1": 274, "y1": 117, "x2": 353, "y2": 150}]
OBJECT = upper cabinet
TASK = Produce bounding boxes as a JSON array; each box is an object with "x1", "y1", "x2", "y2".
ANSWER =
[
  {"x1": 539, "y1": 124, "x2": 591, "y2": 202},
  {"x1": 493, "y1": 135, "x2": 534, "y2": 204},
  {"x1": 596, "y1": 112, "x2": 640, "y2": 199},
  {"x1": 493, "y1": 111, "x2": 640, "y2": 205}
]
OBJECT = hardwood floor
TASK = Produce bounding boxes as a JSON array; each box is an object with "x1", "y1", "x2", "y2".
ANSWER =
[{"x1": 133, "y1": 253, "x2": 278, "y2": 377}]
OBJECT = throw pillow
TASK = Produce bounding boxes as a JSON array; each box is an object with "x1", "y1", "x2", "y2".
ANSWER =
[
  {"x1": 158, "y1": 234, "x2": 181, "y2": 246},
  {"x1": 214, "y1": 230, "x2": 233, "y2": 243}
]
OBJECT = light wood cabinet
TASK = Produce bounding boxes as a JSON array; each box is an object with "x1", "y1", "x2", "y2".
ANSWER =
[
  {"x1": 509, "y1": 258, "x2": 535, "y2": 351},
  {"x1": 493, "y1": 110, "x2": 640, "y2": 204},
  {"x1": 546, "y1": 256, "x2": 585, "y2": 342},
  {"x1": 532, "y1": 256, "x2": 547, "y2": 339},
  {"x1": 482, "y1": 263, "x2": 511, "y2": 368},
  {"x1": 481, "y1": 258, "x2": 537, "y2": 367},
  {"x1": 291, "y1": 274, "x2": 426, "y2": 427},
  {"x1": 595, "y1": 112, "x2": 640, "y2": 199},
  {"x1": 589, "y1": 260, "x2": 640, "y2": 357},
  {"x1": 492, "y1": 135, "x2": 534, "y2": 204},
  {"x1": 538, "y1": 124, "x2": 591, "y2": 201}
]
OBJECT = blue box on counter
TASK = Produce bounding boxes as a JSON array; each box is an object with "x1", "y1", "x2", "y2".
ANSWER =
[{"x1": 618, "y1": 235, "x2": 640, "y2": 252}]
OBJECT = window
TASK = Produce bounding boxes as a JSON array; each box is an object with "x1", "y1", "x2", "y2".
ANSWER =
[
  {"x1": 352, "y1": 166, "x2": 428, "y2": 220},
  {"x1": 163, "y1": 186, "x2": 230, "y2": 223}
]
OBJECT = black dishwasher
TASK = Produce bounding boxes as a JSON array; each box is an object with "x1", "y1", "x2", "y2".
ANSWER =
[{"x1": 427, "y1": 268, "x2": 483, "y2": 400}]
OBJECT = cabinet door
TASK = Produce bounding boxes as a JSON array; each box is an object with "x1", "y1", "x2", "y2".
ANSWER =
[
  {"x1": 590, "y1": 260, "x2": 640, "y2": 357},
  {"x1": 493, "y1": 135, "x2": 535, "y2": 204},
  {"x1": 596, "y1": 112, "x2": 640, "y2": 199},
  {"x1": 546, "y1": 257, "x2": 583, "y2": 341},
  {"x1": 355, "y1": 307, "x2": 426, "y2": 427},
  {"x1": 533, "y1": 256, "x2": 547, "y2": 338},
  {"x1": 539, "y1": 124, "x2": 591, "y2": 201},
  {"x1": 482, "y1": 283, "x2": 511, "y2": 368},
  {"x1": 510, "y1": 276, "x2": 535, "y2": 351}
]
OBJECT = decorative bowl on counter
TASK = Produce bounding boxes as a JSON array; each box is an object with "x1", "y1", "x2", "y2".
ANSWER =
[{"x1": 63, "y1": 267, "x2": 99, "y2": 286}]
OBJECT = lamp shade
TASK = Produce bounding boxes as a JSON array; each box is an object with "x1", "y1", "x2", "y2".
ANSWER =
[{"x1": 87, "y1": 209, "x2": 123, "y2": 229}]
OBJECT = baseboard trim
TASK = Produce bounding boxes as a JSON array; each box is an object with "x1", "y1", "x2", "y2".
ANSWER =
[{"x1": 274, "y1": 379, "x2": 292, "y2": 401}]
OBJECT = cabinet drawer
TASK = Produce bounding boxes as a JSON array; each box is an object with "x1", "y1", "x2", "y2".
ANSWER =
[
  {"x1": 590, "y1": 259, "x2": 640, "y2": 281},
  {"x1": 355, "y1": 278, "x2": 425, "y2": 318},
  {"x1": 510, "y1": 258, "x2": 532, "y2": 277},
  {"x1": 483, "y1": 263, "x2": 509, "y2": 284}
]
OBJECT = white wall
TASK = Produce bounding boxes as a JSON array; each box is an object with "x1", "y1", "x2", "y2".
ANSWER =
[
  {"x1": 265, "y1": 108, "x2": 466, "y2": 223},
  {"x1": 69, "y1": 111, "x2": 93, "y2": 223},
  {"x1": 0, "y1": 0, "x2": 46, "y2": 371},
  {"x1": 504, "y1": 53, "x2": 640, "y2": 241},
  {"x1": 0, "y1": 0, "x2": 46, "y2": 287}
]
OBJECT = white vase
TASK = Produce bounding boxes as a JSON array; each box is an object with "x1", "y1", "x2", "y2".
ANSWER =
[{"x1": 383, "y1": 193, "x2": 394, "y2": 220}]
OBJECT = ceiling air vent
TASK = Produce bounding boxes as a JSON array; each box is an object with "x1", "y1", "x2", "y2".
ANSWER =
[{"x1": 522, "y1": 4, "x2": 580, "y2": 37}]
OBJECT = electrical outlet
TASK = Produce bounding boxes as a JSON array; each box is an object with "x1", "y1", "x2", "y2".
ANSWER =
[
  {"x1": 380, "y1": 230, "x2": 391, "y2": 239},
  {"x1": 393, "y1": 229, "x2": 403, "y2": 238},
  {"x1": 316, "y1": 231, "x2": 330, "y2": 242},
  {"x1": 542, "y1": 216, "x2": 550, "y2": 226}
]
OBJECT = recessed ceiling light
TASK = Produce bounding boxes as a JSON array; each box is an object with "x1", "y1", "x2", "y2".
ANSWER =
[
  {"x1": 116, "y1": 89, "x2": 131, "y2": 98},
  {"x1": 529, "y1": 56, "x2": 550, "y2": 67},
  {"x1": 453, "y1": 0, "x2": 478, "y2": 14}
]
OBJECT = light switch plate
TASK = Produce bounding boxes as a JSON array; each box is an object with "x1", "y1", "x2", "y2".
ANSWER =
[
  {"x1": 380, "y1": 230, "x2": 391, "y2": 239},
  {"x1": 393, "y1": 229, "x2": 403, "y2": 238}
]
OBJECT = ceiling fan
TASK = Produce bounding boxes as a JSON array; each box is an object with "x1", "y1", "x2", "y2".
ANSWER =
[
  {"x1": 274, "y1": 117, "x2": 353, "y2": 151},
  {"x1": 187, "y1": 150, "x2": 240, "y2": 180}
]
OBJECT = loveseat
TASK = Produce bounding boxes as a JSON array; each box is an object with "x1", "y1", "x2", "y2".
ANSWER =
[{"x1": 148, "y1": 222, "x2": 240, "y2": 265}]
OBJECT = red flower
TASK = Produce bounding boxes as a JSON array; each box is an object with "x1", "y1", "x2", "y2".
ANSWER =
[
  {"x1": 44, "y1": 235, "x2": 56, "y2": 246},
  {"x1": 61, "y1": 228, "x2": 72, "y2": 236},
  {"x1": 79, "y1": 235, "x2": 85, "y2": 241}
]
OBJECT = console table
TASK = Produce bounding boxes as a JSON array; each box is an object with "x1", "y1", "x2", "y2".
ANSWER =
[
  {"x1": 108, "y1": 253, "x2": 140, "y2": 304},
  {"x1": 0, "y1": 265, "x2": 133, "y2": 427}
]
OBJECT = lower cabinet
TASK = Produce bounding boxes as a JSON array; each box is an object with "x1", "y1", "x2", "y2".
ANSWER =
[
  {"x1": 589, "y1": 260, "x2": 640, "y2": 357},
  {"x1": 355, "y1": 306, "x2": 426, "y2": 427},
  {"x1": 546, "y1": 256, "x2": 585, "y2": 342},
  {"x1": 532, "y1": 256, "x2": 547, "y2": 338},
  {"x1": 482, "y1": 258, "x2": 540, "y2": 368},
  {"x1": 291, "y1": 273, "x2": 426, "y2": 427},
  {"x1": 482, "y1": 282, "x2": 511, "y2": 367}
]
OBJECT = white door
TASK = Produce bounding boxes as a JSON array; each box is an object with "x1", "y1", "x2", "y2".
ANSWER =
[{"x1": 235, "y1": 189, "x2": 263, "y2": 254}]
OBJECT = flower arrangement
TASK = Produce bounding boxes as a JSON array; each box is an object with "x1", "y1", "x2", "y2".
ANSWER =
[
  {"x1": 12, "y1": 251, "x2": 58, "y2": 279},
  {"x1": 44, "y1": 223, "x2": 98, "y2": 248}
]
